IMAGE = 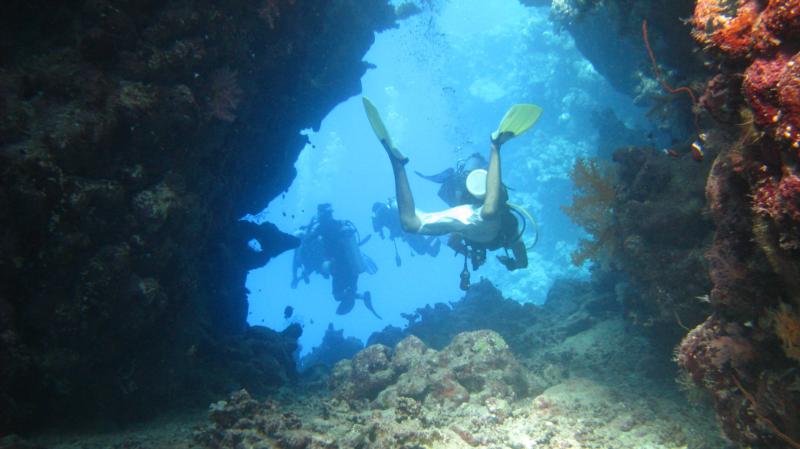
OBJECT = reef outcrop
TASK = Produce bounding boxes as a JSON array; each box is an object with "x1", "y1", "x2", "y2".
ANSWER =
[
  {"x1": 330, "y1": 331, "x2": 529, "y2": 407},
  {"x1": 674, "y1": 1, "x2": 800, "y2": 448},
  {"x1": 0, "y1": 0, "x2": 395, "y2": 432},
  {"x1": 562, "y1": 150, "x2": 714, "y2": 344},
  {"x1": 300, "y1": 323, "x2": 364, "y2": 370}
]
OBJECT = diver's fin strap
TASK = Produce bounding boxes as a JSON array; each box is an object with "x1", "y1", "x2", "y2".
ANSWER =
[
  {"x1": 362, "y1": 96, "x2": 408, "y2": 163},
  {"x1": 491, "y1": 104, "x2": 543, "y2": 143}
]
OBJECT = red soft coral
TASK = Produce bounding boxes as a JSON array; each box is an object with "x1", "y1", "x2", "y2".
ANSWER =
[{"x1": 693, "y1": 0, "x2": 760, "y2": 59}]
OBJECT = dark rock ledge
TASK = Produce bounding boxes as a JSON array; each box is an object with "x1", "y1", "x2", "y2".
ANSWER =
[{"x1": 0, "y1": 0, "x2": 395, "y2": 432}]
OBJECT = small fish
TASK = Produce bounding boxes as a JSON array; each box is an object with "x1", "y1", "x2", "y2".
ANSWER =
[
  {"x1": 690, "y1": 140, "x2": 705, "y2": 161},
  {"x1": 663, "y1": 148, "x2": 681, "y2": 158},
  {"x1": 695, "y1": 294, "x2": 710, "y2": 303},
  {"x1": 283, "y1": 306, "x2": 294, "y2": 319}
]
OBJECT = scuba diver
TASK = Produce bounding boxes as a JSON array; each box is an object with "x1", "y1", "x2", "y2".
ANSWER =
[
  {"x1": 371, "y1": 198, "x2": 441, "y2": 266},
  {"x1": 415, "y1": 152, "x2": 488, "y2": 208},
  {"x1": 363, "y1": 98, "x2": 541, "y2": 290},
  {"x1": 291, "y1": 204, "x2": 382, "y2": 319},
  {"x1": 291, "y1": 225, "x2": 325, "y2": 288}
]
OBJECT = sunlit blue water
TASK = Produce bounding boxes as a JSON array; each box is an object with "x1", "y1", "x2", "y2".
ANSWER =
[{"x1": 246, "y1": 0, "x2": 650, "y2": 358}]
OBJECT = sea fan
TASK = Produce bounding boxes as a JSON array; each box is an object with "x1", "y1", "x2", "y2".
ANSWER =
[{"x1": 561, "y1": 157, "x2": 619, "y2": 267}]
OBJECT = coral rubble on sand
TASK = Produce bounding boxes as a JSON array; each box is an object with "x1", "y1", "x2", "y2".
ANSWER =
[{"x1": 191, "y1": 282, "x2": 724, "y2": 449}]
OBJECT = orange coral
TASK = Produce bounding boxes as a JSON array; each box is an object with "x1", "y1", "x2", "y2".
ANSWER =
[
  {"x1": 562, "y1": 158, "x2": 618, "y2": 266},
  {"x1": 752, "y1": 0, "x2": 800, "y2": 52},
  {"x1": 694, "y1": 0, "x2": 800, "y2": 149},
  {"x1": 692, "y1": 0, "x2": 760, "y2": 59},
  {"x1": 770, "y1": 302, "x2": 800, "y2": 362}
]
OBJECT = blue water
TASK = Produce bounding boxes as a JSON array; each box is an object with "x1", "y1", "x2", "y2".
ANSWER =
[{"x1": 246, "y1": 0, "x2": 650, "y2": 358}]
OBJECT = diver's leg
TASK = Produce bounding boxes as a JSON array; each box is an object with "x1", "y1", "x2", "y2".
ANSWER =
[
  {"x1": 333, "y1": 272, "x2": 357, "y2": 315},
  {"x1": 511, "y1": 239, "x2": 528, "y2": 269},
  {"x1": 391, "y1": 159, "x2": 422, "y2": 232},
  {"x1": 405, "y1": 234, "x2": 427, "y2": 255},
  {"x1": 427, "y1": 236, "x2": 441, "y2": 257},
  {"x1": 360, "y1": 291, "x2": 382, "y2": 320},
  {"x1": 498, "y1": 238, "x2": 528, "y2": 271},
  {"x1": 481, "y1": 142, "x2": 504, "y2": 219},
  {"x1": 336, "y1": 297, "x2": 355, "y2": 315}
]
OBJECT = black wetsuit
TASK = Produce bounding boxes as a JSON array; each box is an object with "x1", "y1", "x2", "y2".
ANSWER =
[
  {"x1": 316, "y1": 218, "x2": 363, "y2": 310},
  {"x1": 293, "y1": 205, "x2": 380, "y2": 318}
]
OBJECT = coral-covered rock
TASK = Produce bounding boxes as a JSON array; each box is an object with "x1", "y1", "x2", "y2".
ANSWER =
[
  {"x1": 692, "y1": 0, "x2": 760, "y2": 59},
  {"x1": 694, "y1": 0, "x2": 800, "y2": 150},
  {"x1": 440, "y1": 330, "x2": 528, "y2": 401},
  {"x1": 198, "y1": 389, "x2": 306, "y2": 449},
  {"x1": 699, "y1": 73, "x2": 743, "y2": 124},
  {"x1": 676, "y1": 0, "x2": 800, "y2": 446},
  {"x1": 563, "y1": 148, "x2": 714, "y2": 342},
  {"x1": 390, "y1": 334, "x2": 431, "y2": 372},
  {"x1": 743, "y1": 52, "x2": 794, "y2": 130},
  {"x1": 300, "y1": 323, "x2": 364, "y2": 370},
  {"x1": 332, "y1": 331, "x2": 529, "y2": 411},
  {"x1": 380, "y1": 280, "x2": 541, "y2": 353},
  {"x1": 329, "y1": 344, "x2": 396, "y2": 401}
]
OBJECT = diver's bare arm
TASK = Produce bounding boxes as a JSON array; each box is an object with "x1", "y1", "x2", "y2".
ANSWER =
[
  {"x1": 392, "y1": 159, "x2": 422, "y2": 232},
  {"x1": 481, "y1": 143, "x2": 502, "y2": 219}
]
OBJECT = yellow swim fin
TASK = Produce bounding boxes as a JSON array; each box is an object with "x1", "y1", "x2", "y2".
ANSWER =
[
  {"x1": 491, "y1": 104, "x2": 543, "y2": 143},
  {"x1": 362, "y1": 96, "x2": 407, "y2": 163}
]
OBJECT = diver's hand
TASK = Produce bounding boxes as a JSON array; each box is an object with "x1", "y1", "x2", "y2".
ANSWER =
[
  {"x1": 447, "y1": 235, "x2": 467, "y2": 255},
  {"x1": 496, "y1": 255, "x2": 519, "y2": 271}
]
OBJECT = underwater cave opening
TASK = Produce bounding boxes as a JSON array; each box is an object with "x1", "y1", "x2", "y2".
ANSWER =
[{"x1": 245, "y1": 0, "x2": 652, "y2": 364}]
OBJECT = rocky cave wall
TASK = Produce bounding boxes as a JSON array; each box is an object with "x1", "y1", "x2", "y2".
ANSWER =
[
  {"x1": 538, "y1": 0, "x2": 704, "y2": 139},
  {"x1": 0, "y1": 0, "x2": 395, "y2": 433}
]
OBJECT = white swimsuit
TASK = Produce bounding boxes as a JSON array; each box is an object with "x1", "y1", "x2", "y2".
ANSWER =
[{"x1": 415, "y1": 204, "x2": 501, "y2": 244}]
